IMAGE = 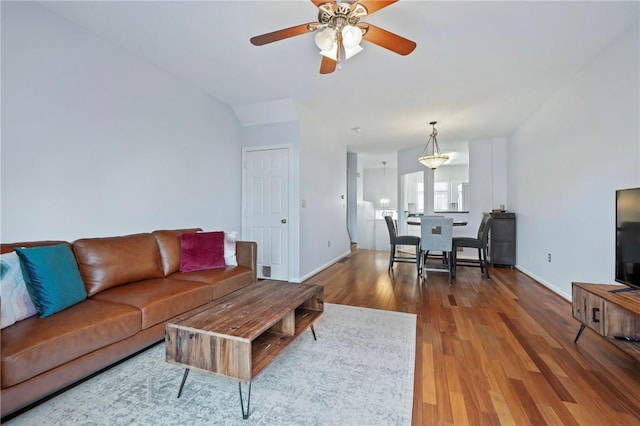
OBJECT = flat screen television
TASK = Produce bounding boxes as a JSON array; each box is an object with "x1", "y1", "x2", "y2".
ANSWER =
[{"x1": 615, "y1": 187, "x2": 640, "y2": 290}]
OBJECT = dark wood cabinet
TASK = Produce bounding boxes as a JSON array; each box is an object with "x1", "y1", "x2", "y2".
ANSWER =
[{"x1": 489, "y1": 212, "x2": 516, "y2": 266}]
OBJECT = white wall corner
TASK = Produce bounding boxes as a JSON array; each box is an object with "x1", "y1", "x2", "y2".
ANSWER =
[
  {"x1": 232, "y1": 98, "x2": 298, "y2": 127},
  {"x1": 491, "y1": 138, "x2": 508, "y2": 210}
]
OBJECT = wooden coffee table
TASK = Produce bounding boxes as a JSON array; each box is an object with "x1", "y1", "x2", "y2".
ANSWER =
[{"x1": 165, "y1": 280, "x2": 324, "y2": 419}]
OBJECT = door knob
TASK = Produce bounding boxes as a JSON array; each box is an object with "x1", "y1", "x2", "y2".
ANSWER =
[{"x1": 281, "y1": 219, "x2": 287, "y2": 224}]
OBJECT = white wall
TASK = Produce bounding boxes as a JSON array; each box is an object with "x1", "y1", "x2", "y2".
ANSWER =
[
  {"x1": 239, "y1": 121, "x2": 299, "y2": 149},
  {"x1": 403, "y1": 171, "x2": 424, "y2": 214},
  {"x1": 469, "y1": 137, "x2": 508, "y2": 218},
  {"x1": 346, "y1": 152, "x2": 358, "y2": 242},
  {"x1": 363, "y1": 167, "x2": 398, "y2": 210},
  {"x1": 356, "y1": 156, "x2": 375, "y2": 249},
  {"x1": 1, "y1": 2, "x2": 243, "y2": 242},
  {"x1": 297, "y1": 104, "x2": 351, "y2": 281},
  {"x1": 434, "y1": 165, "x2": 468, "y2": 184},
  {"x1": 398, "y1": 146, "x2": 428, "y2": 236},
  {"x1": 508, "y1": 21, "x2": 640, "y2": 299},
  {"x1": 357, "y1": 201, "x2": 375, "y2": 250}
]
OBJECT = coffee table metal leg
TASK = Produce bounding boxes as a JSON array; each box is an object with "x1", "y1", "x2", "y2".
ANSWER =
[
  {"x1": 239, "y1": 381, "x2": 251, "y2": 419},
  {"x1": 177, "y1": 368, "x2": 190, "y2": 398},
  {"x1": 310, "y1": 324, "x2": 317, "y2": 341}
]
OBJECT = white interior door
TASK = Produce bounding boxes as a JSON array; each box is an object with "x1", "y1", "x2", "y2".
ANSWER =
[{"x1": 242, "y1": 147, "x2": 289, "y2": 281}]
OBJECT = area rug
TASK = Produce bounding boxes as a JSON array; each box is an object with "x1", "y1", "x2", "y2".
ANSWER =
[{"x1": 6, "y1": 303, "x2": 416, "y2": 426}]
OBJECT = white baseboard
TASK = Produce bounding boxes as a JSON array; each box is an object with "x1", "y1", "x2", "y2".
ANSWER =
[
  {"x1": 293, "y1": 250, "x2": 352, "y2": 283},
  {"x1": 514, "y1": 265, "x2": 572, "y2": 301}
]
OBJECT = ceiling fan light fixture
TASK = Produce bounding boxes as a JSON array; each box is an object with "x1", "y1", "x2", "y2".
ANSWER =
[
  {"x1": 341, "y1": 25, "x2": 362, "y2": 48},
  {"x1": 319, "y1": 43, "x2": 339, "y2": 60},
  {"x1": 343, "y1": 43, "x2": 363, "y2": 59},
  {"x1": 314, "y1": 27, "x2": 336, "y2": 51}
]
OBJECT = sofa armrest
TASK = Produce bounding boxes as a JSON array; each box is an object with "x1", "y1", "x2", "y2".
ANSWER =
[{"x1": 236, "y1": 241, "x2": 257, "y2": 283}]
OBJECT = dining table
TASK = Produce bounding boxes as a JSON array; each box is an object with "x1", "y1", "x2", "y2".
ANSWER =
[{"x1": 407, "y1": 219, "x2": 468, "y2": 227}]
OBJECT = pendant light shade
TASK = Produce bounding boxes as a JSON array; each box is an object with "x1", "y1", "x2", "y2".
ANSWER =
[
  {"x1": 418, "y1": 121, "x2": 449, "y2": 170},
  {"x1": 419, "y1": 155, "x2": 449, "y2": 170}
]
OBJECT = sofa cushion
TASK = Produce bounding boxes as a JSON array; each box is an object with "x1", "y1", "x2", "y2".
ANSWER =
[
  {"x1": 169, "y1": 266, "x2": 253, "y2": 300},
  {"x1": 15, "y1": 244, "x2": 87, "y2": 318},
  {"x1": 179, "y1": 231, "x2": 226, "y2": 272},
  {"x1": 91, "y1": 278, "x2": 211, "y2": 329},
  {"x1": 73, "y1": 233, "x2": 164, "y2": 297},
  {"x1": 152, "y1": 228, "x2": 201, "y2": 276},
  {"x1": 1, "y1": 251, "x2": 38, "y2": 328},
  {"x1": 0, "y1": 299, "x2": 141, "y2": 388}
]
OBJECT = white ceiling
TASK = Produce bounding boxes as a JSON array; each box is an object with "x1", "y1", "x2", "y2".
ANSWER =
[{"x1": 39, "y1": 1, "x2": 639, "y2": 168}]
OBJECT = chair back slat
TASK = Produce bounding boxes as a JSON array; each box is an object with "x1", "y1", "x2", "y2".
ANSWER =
[
  {"x1": 479, "y1": 214, "x2": 493, "y2": 243},
  {"x1": 384, "y1": 215, "x2": 397, "y2": 244}
]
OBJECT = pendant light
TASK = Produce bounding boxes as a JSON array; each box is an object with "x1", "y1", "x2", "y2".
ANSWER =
[{"x1": 418, "y1": 121, "x2": 449, "y2": 170}]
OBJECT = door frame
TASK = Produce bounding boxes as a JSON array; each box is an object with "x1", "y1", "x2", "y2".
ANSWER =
[{"x1": 241, "y1": 144, "x2": 295, "y2": 281}]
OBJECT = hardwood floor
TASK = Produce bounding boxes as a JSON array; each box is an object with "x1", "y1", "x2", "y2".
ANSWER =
[{"x1": 305, "y1": 248, "x2": 640, "y2": 426}]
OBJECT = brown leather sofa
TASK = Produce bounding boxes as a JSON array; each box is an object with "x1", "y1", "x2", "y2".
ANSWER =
[{"x1": 0, "y1": 228, "x2": 257, "y2": 417}]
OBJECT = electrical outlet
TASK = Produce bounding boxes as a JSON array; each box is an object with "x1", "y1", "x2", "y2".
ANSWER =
[
  {"x1": 328, "y1": 240, "x2": 331, "y2": 247},
  {"x1": 547, "y1": 253, "x2": 551, "y2": 263}
]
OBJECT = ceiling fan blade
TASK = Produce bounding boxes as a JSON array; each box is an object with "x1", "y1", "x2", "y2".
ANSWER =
[
  {"x1": 310, "y1": 0, "x2": 329, "y2": 7},
  {"x1": 250, "y1": 23, "x2": 317, "y2": 46},
  {"x1": 319, "y1": 56, "x2": 337, "y2": 74},
  {"x1": 354, "y1": 0, "x2": 398, "y2": 16},
  {"x1": 359, "y1": 23, "x2": 416, "y2": 55}
]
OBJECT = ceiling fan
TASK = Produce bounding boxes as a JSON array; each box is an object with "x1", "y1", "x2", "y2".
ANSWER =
[{"x1": 249, "y1": 0, "x2": 416, "y2": 74}]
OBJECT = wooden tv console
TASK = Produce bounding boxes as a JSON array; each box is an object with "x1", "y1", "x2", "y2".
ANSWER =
[{"x1": 572, "y1": 282, "x2": 640, "y2": 361}]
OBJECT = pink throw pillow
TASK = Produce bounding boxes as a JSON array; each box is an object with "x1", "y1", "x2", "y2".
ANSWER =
[{"x1": 179, "y1": 231, "x2": 226, "y2": 272}]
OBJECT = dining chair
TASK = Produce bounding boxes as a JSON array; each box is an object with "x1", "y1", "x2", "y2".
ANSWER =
[
  {"x1": 452, "y1": 213, "x2": 493, "y2": 279},
  {"x1": 384, "y1": 215, "x2": 421, "y2": 275},
  {"x1": 420, "y1": 216, "x2": 454, "y2": 284}
]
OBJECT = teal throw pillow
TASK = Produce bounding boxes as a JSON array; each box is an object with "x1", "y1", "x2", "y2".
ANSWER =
[{"x1": 15, "y1": 244, "x2": 87, "y2": 318}]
